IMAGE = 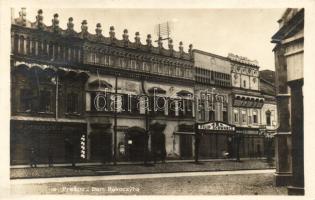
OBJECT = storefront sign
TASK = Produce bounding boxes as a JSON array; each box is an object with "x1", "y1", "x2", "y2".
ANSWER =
[{"x1": 198, "y1": 121, "x2": 235, "y2": 131}]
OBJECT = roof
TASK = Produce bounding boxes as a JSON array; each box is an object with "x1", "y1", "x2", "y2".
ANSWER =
[{"x1": 271, "y1": 8, "x2": 304, "y2": 43}]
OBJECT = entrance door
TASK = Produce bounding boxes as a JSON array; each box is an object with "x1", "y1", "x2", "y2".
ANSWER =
[
  {"x1": 127, "y1": 132, "x2": 145, "y2": 161},
  {"x1": 151, "y1": 132, "x2": 166, "y2": 162},
  {"x1": 180, "y1": 134, "x2": 192, "y2": 159},
  {"x1": 90, "y1": 132, "x2": 112, "y2": 163}
]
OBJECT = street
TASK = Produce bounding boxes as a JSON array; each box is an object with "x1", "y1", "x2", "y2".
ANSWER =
[{"x1": 10, "y1": 169, "x2": 286, "y2": 195}]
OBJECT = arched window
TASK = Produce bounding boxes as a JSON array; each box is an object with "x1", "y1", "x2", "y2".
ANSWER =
[{"x1": 266, "y1": 110, "x2": 271, "y2": 126}]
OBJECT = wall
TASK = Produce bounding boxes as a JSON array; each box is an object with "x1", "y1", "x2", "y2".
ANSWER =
[{"x1": 194, "y1": 51, "x2": 231, "y2": 74}]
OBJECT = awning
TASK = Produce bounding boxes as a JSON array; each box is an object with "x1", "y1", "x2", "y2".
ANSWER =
[{"x1": 196, "y1": 121, "x2": 235, "y2": 135}]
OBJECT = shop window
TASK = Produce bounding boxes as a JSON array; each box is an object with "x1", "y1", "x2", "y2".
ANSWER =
[
  {"x1": 39, "y1": 90, "x2": 52, "y2": 112},
  {"x1": 67, "y1": 92, "x2": 79, "y2": 114},
  {"x1": 266, "y1": 111, "x2": 271, "y2": 126},
  {"x1": 20, "y1": 89, "x2": 33, "y2": 112}
]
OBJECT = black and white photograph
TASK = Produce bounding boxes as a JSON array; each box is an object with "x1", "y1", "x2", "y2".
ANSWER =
[{"x1": 0, "y1": 0, "x2": 314, "y2": 198}]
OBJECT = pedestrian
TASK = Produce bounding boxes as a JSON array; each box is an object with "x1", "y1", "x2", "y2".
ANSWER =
[{"x1": 30, "y1": 147, "x2": 37, "y2": 168}]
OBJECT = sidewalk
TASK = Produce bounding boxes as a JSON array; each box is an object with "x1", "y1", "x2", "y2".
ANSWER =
[{"x1": 11, "y1": 158, "x2": 275, "y2": 179}]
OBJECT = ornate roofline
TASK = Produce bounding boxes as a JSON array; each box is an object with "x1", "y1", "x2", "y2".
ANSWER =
[{"x1": 12, "y1": 8, "x2": 193, "y2": 61}]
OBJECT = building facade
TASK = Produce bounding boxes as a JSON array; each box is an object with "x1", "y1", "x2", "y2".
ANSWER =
[
  {"x1": 271, "y1": 8, "x2": 304, "y2": 195},
  {"x1": 10, "y1": 8, "x2": 195, "y2": 165},
  {"x1": 193, "y1": 50, "x2": 276, "y2": 160},
  {"x1": 10, "y1": 8, "x2": 277, "y2": 165}
]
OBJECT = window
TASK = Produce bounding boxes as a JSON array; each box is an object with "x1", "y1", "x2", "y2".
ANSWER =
[
  {"x1": 19, "y1": 36, "x2": 25, "y2": 54},
  {"x1": 14, "y1": 35, "x2": 19, "y2": 53},
  {"x1": 104, "y1": 55, "x2": 110, "y2": 66},
  {"x1": 243, "y1": 80, "x2": 246, "y2": 88},
  {"x1": 266, "y1": 111, "x2": 271, "y2": 126},
  {"x1": 209, "y1": 110, "x2": 215, "y2": 121},
  {"x1": 139, "y1": 96, "x2": 148, "y2": 114},
  {"x1": 198, "y1": 99, "x2": 205, "y2": 121},
  {"x1": 253, "y1": 110, "x2": 258, "y2": 124},
  {"x1": 233, "y1": 110, "x2": 239, "y2": 123},
  {"x1": 20, "y1": 89, "x2": 33, "y2": 112},
  {"x1": 241, "y1": 110, "x2": 246, "y2": 123},
  {"x1": 223, "y1": 111, "x2": 228, "y2": 123},
  {"x1": 67, "y1": 92, "x2": 79, "y2": 114},
  {"x1": 39, "y1": 90, "x2": 52, "y2": 112}
]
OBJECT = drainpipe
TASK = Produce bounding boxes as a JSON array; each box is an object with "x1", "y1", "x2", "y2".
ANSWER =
[
  {"x1": 141, "y1": 78, "x2": 150, "y2": 165},
  {"x1": 55, "y1": 73, "x2": 59, "y2": 120}
]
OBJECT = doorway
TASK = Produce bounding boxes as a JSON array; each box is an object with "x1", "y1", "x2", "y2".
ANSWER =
[
  {"x1": 90, "y1": 132, "x2": 112, "y2": 163},
  {"x1": 125, "y1": 127, "x2": 146, "y2": 161},
  {"x1": 180, "y1": 134, "x2": 193, "y2": 159}
]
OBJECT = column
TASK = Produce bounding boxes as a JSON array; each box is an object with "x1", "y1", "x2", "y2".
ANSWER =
[
  {"x1": 274, "y1": 46, "x2": 292, "y2": 186},
  {"x1": 274, "y1": 94, "x2": 292, "y2": 186},
  {"x1": 287, "y1": 79, "x2": 304, "y2": 195}
]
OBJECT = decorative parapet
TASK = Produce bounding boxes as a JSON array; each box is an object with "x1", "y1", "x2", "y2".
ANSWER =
[
  {"x1": 12, "y1": 8, "x2": 193, "y2": 61},
  {"x1": 227, "y1": 53, "x2": 259, "y2": 67}
]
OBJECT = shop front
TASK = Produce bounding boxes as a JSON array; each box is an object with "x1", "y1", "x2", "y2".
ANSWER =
[
  {"x1": 196, "y1": 121, "x2": 237, "y2": 159},
  {"x1": 236, "y1": 127, "x2": 266, "y2": 158},
  {"x1": 10, "y1": 119, "x2": 87, "y2": 165}
]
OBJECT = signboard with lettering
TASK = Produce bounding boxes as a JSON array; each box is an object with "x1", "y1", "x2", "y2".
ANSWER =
[{"x1": 197, "y1": 121, "x2": 235, "y2": 133}]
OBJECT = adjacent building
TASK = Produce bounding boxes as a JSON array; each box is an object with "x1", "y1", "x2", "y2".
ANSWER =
[
  {"x1": 193, "y1": 50, "x2": 276, "y2": 160},
  {"x1": 10, "y1": 8, "x2": 195, "y2": 164},
  {"x1": 271, "y1": 8, "x2": 304, "y2": 195}
]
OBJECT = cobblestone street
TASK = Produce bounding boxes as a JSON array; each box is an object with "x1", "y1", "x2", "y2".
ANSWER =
[
  {"x1": 11, "y1": 159, "x2": 274, "y2": 179},
  {"x1": 10, "y1": 170, "x2": 286, "y2": 195}
]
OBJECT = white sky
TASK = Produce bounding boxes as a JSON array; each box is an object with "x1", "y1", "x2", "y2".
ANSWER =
[{"x1": 12, "y1": 8, "x2": 284, "y2": 71}]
